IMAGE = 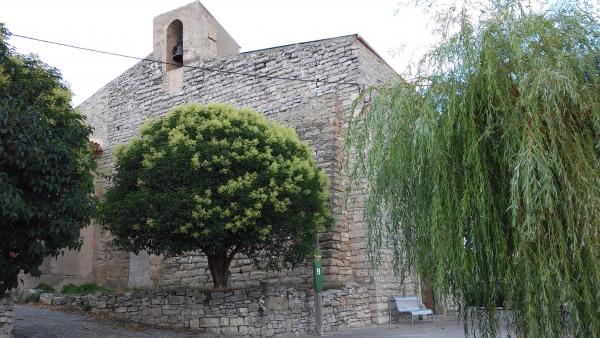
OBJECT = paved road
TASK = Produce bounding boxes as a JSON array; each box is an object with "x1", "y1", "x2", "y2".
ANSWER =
[
  {"x1": 14, "y1": 304, "x2": 470, "y2": 338},
  {"x1": 13, "y1": 305, "x2": 198, "y2": 338},
  {"x1": 310, "y1": 320, "x2": 467, "y2": 338}
]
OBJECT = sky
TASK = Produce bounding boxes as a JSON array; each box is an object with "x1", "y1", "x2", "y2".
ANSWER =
[{"x1": 1, "y1": 0, "x2": 440, "y2": 105}]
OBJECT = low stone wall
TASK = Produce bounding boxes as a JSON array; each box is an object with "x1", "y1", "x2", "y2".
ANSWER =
[
  {"x1": 161, "y1": 253, "x2": 313, "y2": 290},
  {"x1": 0, "y1": 297, "x2": 13, "y2": 338},
  {"x1": 51, "y1": 285, "x2": 371, "y2": 336}
]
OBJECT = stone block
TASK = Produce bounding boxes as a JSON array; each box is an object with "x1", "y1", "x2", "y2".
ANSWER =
[
  {"x1": 221, "y1": 326, "x2": 239, "y2": 335},
  {"x1": 39, "y1": 293, "x2": 54, "y2": 305},
  {"x1": 238, "y1": 325, "x2": 250, "y2": 335},
  {"x1": 229, "y1": 317, "x2": 244, "y2": 326},
  {"x1": 244, "y1": 316, "x2": 256, "y2": 325},
  {"x1": 168, "y1": 295, "x2": 185, "y2": 305},
  {"x1": 206, "y1": 327, "x2": 221, "y2": 334},
  {"x1": 267, "y1": 297, "x2": 287, "y2": 311},
  {"x1": 211, "y1": 292, "x2": 226, "y2": 299},
  {"x1": 199, "y1": 317, "x2": 220, "y2": 328},
  {"x1": 150, "y1": 307, "x2": 162, "y2": 317},
  {"x1": 52, "y1": 296, "x2": 66, "y2": 306}
]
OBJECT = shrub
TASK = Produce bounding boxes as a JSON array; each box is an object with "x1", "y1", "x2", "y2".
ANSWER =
[
  {"x1": 35, "y1": 283, "x2": 56, "y2": 293},
  {"x1": 61, "y1": 283, "x2": 112, "y2": 295}
]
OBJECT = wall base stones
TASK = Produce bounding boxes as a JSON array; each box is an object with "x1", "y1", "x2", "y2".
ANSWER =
[
  {"x1": 0, "y1": 297, "x2": 13, "y2": 338},
  {"x1": 56, "y1": 285, "x2": 372, "y2": 336}
]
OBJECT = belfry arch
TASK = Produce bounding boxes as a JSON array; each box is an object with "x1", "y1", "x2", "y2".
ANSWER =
[{"x1": 166, "y1": 19, "x2": 183, "y2": 71}]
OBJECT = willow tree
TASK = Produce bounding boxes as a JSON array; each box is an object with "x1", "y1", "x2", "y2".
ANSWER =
[{"x1": 346, "y1": 1, "x2": 598, "y2": 337}]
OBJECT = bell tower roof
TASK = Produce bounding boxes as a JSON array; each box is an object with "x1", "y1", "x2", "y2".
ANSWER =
[{"x1": 153, "y1": 1, "x2": 240, "y2": 68}]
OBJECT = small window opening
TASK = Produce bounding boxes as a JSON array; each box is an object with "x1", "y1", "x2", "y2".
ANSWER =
[{"x1": 166, "y1": 19, "x2": 183, "y2": 71}]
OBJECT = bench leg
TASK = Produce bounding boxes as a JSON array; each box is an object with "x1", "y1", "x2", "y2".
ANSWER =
[
  {"x1": 411, "y1": 315, "x2": 414, "y2": 325},
  {"x1": 388, "y1": 298, "x2": 391, "y2": 325}
]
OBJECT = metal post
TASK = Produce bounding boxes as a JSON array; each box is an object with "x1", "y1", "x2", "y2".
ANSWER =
[
  {"x1": 314, "y1": 235, "x2": 322, "y2": 336},
  {"x1": 315, "y1": 288, "x2": 322, "y2": 336},
  {"x1": 388, "y1": 297, "x2": 391, "y2": 325}
]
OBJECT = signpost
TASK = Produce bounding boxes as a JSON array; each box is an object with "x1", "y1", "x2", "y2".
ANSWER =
[
  {"x1": 314, "y1": 240, "x2": 323, "y2": 336},
  {"x1": 314, "y1": 253, "x2": 323, "y2": 292}
]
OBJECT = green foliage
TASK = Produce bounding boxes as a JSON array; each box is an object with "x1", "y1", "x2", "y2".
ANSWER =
[
  {"x1": 61, "y1": 283, "x2": 112, "y2": 295},
  {"x1": 346, "y1": 2, "x2": 599, "y2": 337},
  {"x1": 99, "y1": 103, "x2": 333, "y2": 288},
  {"x1": 0, "y1": 24, "x2": 96, "y2": 297},
  {"x1": 35, "y1": 283, "x2": 56, "y2": 293},
  {"x1": 28, "y1": 292, "x2": 40, "y2": 304}
]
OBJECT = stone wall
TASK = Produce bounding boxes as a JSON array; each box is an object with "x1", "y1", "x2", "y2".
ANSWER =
[
  {"x1": 77, "y1": 32, "x2": 416, "y2": 325},
  {"x1": 161, "y1": 253, "x2": 313, "y2": 289},
  {"x1": 90, "y1": 224, "x2": 131, "y2": 289},
  {"x1": 79, "y1": 34, "x2": 366, "y2": 291},
  {"x1": 342, "y1": 40, "x2": 413, "y2": 324},
  {"x1": 54, "y1": 285, "x2": 371, "y2": 336},
  {"x1": 0, "y1": 297, "x2": 13, "y2": 338}
]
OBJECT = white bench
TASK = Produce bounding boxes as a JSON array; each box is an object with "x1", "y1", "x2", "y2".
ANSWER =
[{"x1": 389, "y1": 296, "x2": 433, "y2": 325}]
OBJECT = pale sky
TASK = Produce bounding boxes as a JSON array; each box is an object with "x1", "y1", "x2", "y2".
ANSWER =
[{"x1": 1, "y1": 0, "x2": 439, "y2": 105}]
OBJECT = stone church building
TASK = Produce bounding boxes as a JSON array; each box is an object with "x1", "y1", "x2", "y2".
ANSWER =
[{"x1": 22, "y1": 1, "x2": 427, "y2": 330}]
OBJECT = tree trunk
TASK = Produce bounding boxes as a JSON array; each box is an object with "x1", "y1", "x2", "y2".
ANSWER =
[{"x1": 205, "y1": 250, "x2": 236, "y2": 289}]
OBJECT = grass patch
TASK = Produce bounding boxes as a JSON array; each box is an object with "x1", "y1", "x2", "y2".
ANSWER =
[
  {"x1": 61, "y1": 283, "x2": 112, "y2": 295},
  {"x1": 29, "y1": 292, "x2": 41, "y2": 303},
  {"x1": 35, "y1": 283, "x2": 56, "y2": 293}
]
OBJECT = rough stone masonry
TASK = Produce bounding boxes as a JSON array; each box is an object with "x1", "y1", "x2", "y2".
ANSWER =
[
  {"x1": 34, "y1": 285, "x2": 375, "y2": 336},
  {"x1": 21, "y1": 1, "x2": 423, "y2": 333},
  {"x1": 0, "y1": 297, "x2": 13, "y2": 338}
]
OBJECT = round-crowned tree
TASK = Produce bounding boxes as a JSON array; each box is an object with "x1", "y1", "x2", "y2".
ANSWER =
[
  {"x1": 0, "y1": 24, "x2": 96, "y2": 297},
  {"x1": 99, "y1": 103, "x2": 333, "y2": 288}
]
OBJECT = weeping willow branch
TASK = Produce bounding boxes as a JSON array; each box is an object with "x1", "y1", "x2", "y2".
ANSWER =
[{"x1": 345, "y1": 1, "x2": 599, "y2": 337}]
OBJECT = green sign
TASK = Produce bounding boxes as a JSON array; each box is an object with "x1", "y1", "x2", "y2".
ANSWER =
[{"x1": 313, "y1": 253, "x2": 323, "y2": 293}]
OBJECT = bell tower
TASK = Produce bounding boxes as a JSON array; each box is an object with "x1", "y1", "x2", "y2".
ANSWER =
[
  {"x1": 126, "y1": 2, "x2": 242, "y2": 287},
  {"x1": 152, "y1": 1, "x2": 240, "y2": 74}
]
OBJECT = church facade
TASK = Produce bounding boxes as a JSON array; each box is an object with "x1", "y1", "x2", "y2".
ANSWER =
[{"x1": 22, "y1": 1, "x2": 423, "y2": 326}]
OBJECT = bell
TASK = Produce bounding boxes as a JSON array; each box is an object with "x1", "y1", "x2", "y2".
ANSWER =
[{"x1": 172, "y1": 40, "x2": 183, "y2": 63}]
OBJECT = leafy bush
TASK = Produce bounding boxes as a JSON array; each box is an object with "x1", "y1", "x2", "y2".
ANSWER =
[
  {"x1": 29, "y1": 292, "x2": 40, "y2": 304},
  {"x1": 61, "y1": 283, "x2": 112, "y2": 295},
  {"x1": 35, "y1": 283, "x2": 56, "y2": 293}
]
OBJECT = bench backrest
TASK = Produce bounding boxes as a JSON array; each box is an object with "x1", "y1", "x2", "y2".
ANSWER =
[{"x1": 394, "y1": 296, "x2": 421, "y2": 311}]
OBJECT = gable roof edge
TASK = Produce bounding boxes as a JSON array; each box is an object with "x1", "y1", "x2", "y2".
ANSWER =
[{"x1": 355, "y1": 34, "x2": 398, "y2": 76}]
